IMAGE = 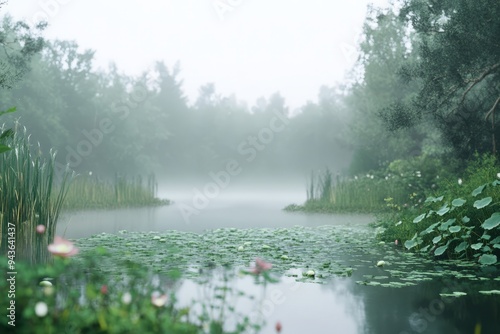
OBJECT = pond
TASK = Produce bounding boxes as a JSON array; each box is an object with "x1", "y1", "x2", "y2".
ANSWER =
[{"x1": 56, "y1": 188, "x2": 500, "y2": 334}]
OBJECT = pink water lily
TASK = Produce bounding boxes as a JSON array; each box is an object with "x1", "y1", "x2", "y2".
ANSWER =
[
  {"x1": 251, "y1": 258, "x2": 272, "y2": 275},
  {"x1": 48, "y1": 236, "x2": 79, "y2": 257}
]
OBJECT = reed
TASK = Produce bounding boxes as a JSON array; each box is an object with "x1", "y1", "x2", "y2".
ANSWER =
[
  {"x1": 61, "y1": 173, "x2": 168, "y2": 210},
  {"x1": 0, "y1": 123, "x2": 73, "y2": 264},
  {"x1": 303, "y1": 169, "x2": 409, "y2": 213}
]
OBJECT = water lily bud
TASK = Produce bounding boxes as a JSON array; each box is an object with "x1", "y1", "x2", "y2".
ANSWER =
[
  {"x1": 306, "y1": 270, "x2": 315, "y2": 277},
  {"x1": 36, "y1": 225, "x2": 46, "y2": 234},
  {"x1": 458, "y1": 178, "x2": 463, "y2": 185},
  {"x1": 237, "y1": 245, "x2": 244, "y2": 251},
  {"x1": 376, "y1": 260, "x2": 386, "y2": 267}
]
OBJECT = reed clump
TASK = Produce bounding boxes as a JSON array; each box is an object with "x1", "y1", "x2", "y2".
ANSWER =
[
  {"x1": 61, "y1": 173, "x2": 168, "y2": 210},
  {"x1": 0, "y1": 124, "x2": 73, "y2": 264}
]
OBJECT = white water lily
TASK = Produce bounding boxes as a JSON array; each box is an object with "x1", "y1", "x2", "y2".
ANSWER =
[
  {"x1": 376, "y1": 260, "x2": 386, "y2": 267},
  {"x1": 458, "y1": 178, "x2": 463, "y2": 185},
  {"x1": 35, "y1": 302, "x2": 48, "y2": 317},
  {"x1": 306, "y1": 270, "x2": 315, "y2": 277},
  {"x1": 237, "y1": 245, "x2": 244, "y2": 251},
  {"x1": 497, "y1": 173, "x2": 500, "y2": 179}
]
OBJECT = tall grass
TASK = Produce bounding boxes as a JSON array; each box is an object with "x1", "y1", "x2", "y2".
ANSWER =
[
  {"x1": 0, "y1": 124, "x2": 73, "y2": 265},
  {"x1": 300, "y1": 169, "x2": 409, "y2": 213},
  {"x1": 61, "y1": 173, "x2": 168, "y2": 210}
]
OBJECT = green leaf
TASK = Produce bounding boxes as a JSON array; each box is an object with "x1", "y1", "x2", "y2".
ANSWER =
[
  {"x1": 404, "y1": 239, "x2": 418, "y2": 250},
  {"x1": 0, "y1": 128, "x2": 14, "y2": 140},
  {"x1": 492, "y1": 180, "x2": 500, "y2": 186},
  {"x1": 474, "y1": 197, "x2": 492, "y2": 209},
  {"x1": 471, "y1": 242, "x2": 483, "y2": 250},
  {"x1": 438, "y1": 219, "x2": 455, "y2": 231},
  {"x1": 472, "y1": 184, "x2": 487, "y2": 197},
  {"x1": 0, "y1": 144, "x2": 11, "y2": 154},
  {"x1": 436, "y1": 204, "x2": 450, "y2": 216},
  {"x1": 425, "y1": 196, "x2": 443, "y2": 203},
  {"x1": 493, "y1": 244, "x2": 500, "y2": 249},
  {"x1": 434, "y1": 244, "x2": 448, "y2": 256},
  {"x1": 432, "y1": 235, "x2": 442, "y2": 244},
  {"x1": 478, "y1": 254, "x2": 497, "y2": 265},
  {"x1": 419, "y1": 222, "x2": 440, "y2": 236},
  {"x1": 481, "y1": 234, "x2": 491, "y2": 240},
  {"x1": 0, "y1": 106, "x2": 16, "y2": 117},
  {"x1": 482, "y1": 212, "x2": 500, "y2": 230},
  {"x1": 413, "y1": 213, "x2": 426, "y2": 224},
  {"x1": 462, "y1": 216, "x2": 470, "y2": 223},
  {"x1": 449, "y1": 226, "x2": 461, "y2": 233},
  {"x1": 454, "y1": 241, "x2": 468, "y2": 253},
  {"x1": 451, "y1": 198, "x2": 466, "y2": 207}
]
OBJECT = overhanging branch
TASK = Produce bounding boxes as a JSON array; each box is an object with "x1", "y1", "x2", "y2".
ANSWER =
[{"x1": 460, "y1": 62, "x2": 500, "y2": 105}]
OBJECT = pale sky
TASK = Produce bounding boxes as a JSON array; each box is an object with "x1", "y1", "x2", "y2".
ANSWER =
[{"x1": 4, "y1": 0, "x2": 390, "y2": 110}]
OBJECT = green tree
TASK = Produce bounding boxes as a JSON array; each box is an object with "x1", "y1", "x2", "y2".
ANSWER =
[{"x1": 384, "y1": 0, "x2": 500, "y2": 159}]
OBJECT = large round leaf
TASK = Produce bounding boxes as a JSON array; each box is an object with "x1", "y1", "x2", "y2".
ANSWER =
[
  {"x1": 472, "y1": 184, "x2": 486, "y2": 197},
  {"x1": 452, "y1": 198, "x2": 466, "y2": 207},
  {"x1": 473, "y1": 197, "x2": 492, "y2": 209},
  {"x1": 432, "y1": 235, "x2": 442, "y2": 244},
  {"x1": 471, "y1": 242, "x2": 483, "y2": 250},
  {"x1": 449, "y1": 226, "x2": 461, "y2": 233},
  {"x1": 436, "y1": 205, "x2": 450, "y2": 216},
  {"x1": 413, "y1": 213, "x2": 426, "y2": 224},
  {"x1": 404, "y1": 239, "x2": 418, "y2": 250},
  {"x1": 434, "y1": 244, "x2": 448, "y2": 256},
  {"x1": 478, "y1": 254, "x2": 497, "y2": 265},
  {"x1": 482, "y1": 212, "x2": 500, "y2": 230},
  {"x1": 454, "y1": 241, "x2": 468, "y2": 253}
]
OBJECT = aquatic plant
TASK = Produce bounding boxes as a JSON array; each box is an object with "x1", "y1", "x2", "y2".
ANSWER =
[
  {"x1": 0, "y1": 123, "x2": 73, "y2": 264},
  {"x1": 61, "y1": 173, "x2": 168, "y2": 210}
]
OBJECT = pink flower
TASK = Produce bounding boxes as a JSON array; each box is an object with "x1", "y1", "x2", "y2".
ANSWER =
[
  {"x1": 100, "y1": 285, "x2": 108, "y2": 295},
  {"x1": 251, "y1": 258, "x2": 272, "y2": 275},
  {"x1": 36, "y1": 225, "x2": 46, "y2": 234},
  {"x1": 395, "y1": 240, "x2": 399, "y2": 246},
  {"x1": 151, "y1": 291, "x2": 168, "y2": 307},
  {"x1": 275, "y1": 321, "x2": 282, "y2": 333},
  {"x1": 48, "y1": 236, "x2": 79, "y2": 258}
]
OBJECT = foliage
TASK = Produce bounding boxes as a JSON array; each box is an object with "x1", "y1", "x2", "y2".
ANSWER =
[
  {"x1": 378, "y1": 154, "x2": 500, "y2": 264},
  {"x1": 0, "y1": 106, "x2": 15, "y2": 153},
  {"x1": 61, "y1": 173, "x2": 168, "y2": 211},
  {"x1": 0, "y1": 14, "x2": 45, "y2": 89},
  {"x1": 0, "y1": 243, "x2": 278, "y2": 334},
  {"x1": 383, "y1": 0, "x2": 500, "y2": 159},
  {"x1": 0, "y1": 123, "x2": 73, "y2": 264}
]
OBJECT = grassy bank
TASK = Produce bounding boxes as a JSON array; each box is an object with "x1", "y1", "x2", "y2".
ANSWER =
[{"x1": 60, "y1": 173, "x2": 169, "y2": 211}]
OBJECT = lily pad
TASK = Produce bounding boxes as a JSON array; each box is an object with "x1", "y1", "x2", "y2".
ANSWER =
[
  {"x1": 449, "y1": 226, "x2": 461, "y2": 233},
  {"x1": 434, "y1": 244, "x2": 448, "y2": 256}
]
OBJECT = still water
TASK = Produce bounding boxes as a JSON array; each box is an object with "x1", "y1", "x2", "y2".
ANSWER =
[{"x1": 57, "y1": 189, "x2": 499, "y2": 334}]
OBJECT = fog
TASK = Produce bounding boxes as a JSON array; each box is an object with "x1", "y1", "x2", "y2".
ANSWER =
[{"x1": 0, "y1": 1, "x2": 391, "y2": 190}]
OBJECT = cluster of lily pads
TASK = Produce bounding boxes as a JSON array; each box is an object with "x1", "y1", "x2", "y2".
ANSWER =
[{"x1": 402, "y1": 175, "x2": 499, "y2": 265}]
